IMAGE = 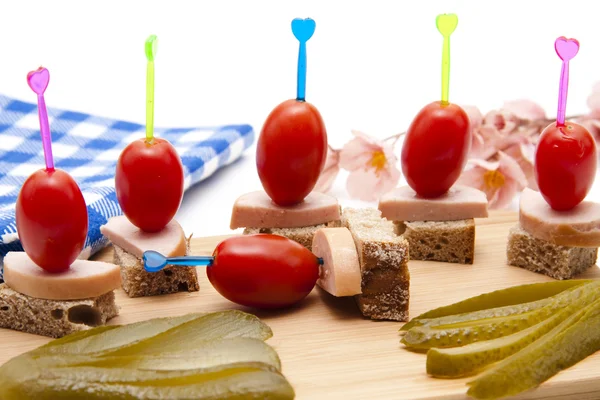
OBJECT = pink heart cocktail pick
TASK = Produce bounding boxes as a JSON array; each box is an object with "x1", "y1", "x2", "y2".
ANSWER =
[
  {"x1": 554, "y1": 37, "x2": 580, "y2": 126},
  {"x1": 27, "y1": 67, "x2": 54, "y2": 170}
]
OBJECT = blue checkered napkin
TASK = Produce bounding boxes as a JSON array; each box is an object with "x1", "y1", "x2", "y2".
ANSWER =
[{"x1": 0, "y1": 95, "x2": 254, "y2": 280}]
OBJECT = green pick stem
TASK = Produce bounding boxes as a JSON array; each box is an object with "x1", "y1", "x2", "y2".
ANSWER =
[{"x1": 146, "y1": 59, "x2": 155, "y2": 143}]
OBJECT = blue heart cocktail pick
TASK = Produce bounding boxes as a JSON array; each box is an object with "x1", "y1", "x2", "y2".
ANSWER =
[
  {"x1": 143, "y1": 249, "x2": 324, "y2": 273},
  {"x1": 291, "y1": 17, "x2": 316, "y2": 102},
  {"x1": 142, "y1": 250, "x2": 214, "y2": 272}
]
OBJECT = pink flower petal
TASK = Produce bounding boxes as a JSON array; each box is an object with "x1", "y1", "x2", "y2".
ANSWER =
[
  {"x1": 483, "y1": 110, "x2": 518, "y2": 134},
  {"x1": 503, "y1": 143, "x2": 538, "y2": 190},
  {"x1": 503, "y1": 100, "x2": 546, "y2": 121},
  {"x1": 462, "y1": 105, "x2": 483, "y2": 130},
  {"x1": 588, "y1": 82, "x2": 600, "y2": 116},
  {"x1": 339, "y1": 136, "x2": 379, "y2": 171},
  {"x1": 456, "y1": 166, "x2": 486, "y2": 192},
  {"x1": 489, "y1": 180, "x2": 520, "y2": 209},
  {"x1": 314, "y1": 149, "x2": 340, "y2": 193},
  {"x1": 345, "y1": 163, "x2": 400, "y2": 202},
  {"x1": 497, "y1": 151, "x2": 528, "y2": 189}
]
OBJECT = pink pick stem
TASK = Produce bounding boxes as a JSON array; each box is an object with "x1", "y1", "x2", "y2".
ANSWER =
[
  {"x1": 556, "y1": 60, "x2": 569, "y2": 127},
  {"x1": 36, "y1": 93, "x2": 54, "y2": 170}
]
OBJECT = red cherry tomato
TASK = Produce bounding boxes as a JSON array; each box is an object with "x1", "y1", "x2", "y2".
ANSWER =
[
  {"x1": 207, "y1": 234, "x2": 319, "y2": 309},
  {"x1": 257, "y1": 99, "x2": 327, "y2": 206},
  {"x1": 15, "y1": 169, "x2": 87, "y2": 272},
  {"x1": 401, "y1": 101, "x2": 471, "y2": 198},
  {"x1": 115, "y1": 138, "x2": 184, "y2": 232},
  {"x1": 535, "y1": 122, "x2": 597, "y2": 211}
]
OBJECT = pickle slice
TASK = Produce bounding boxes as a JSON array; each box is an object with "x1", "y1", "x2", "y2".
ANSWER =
[
  {"x1": 37, "y1": 313, "x2": 200, "y2": 356},
  {"x1": 403, "y1": 281, "x2": 600, "y2": 350},
  {"x1": 1, "y1": 362, "x2": 295, "y2": 400},
  {"x1": 427, "y1": 284, "x2": 600, "y2": 377},
  {"x1": 401, "y1": 279, "x2": 589, "y2": 331},
  {"x1": 65, "y1": 338, "x2": 282, "y2": 371},
  {"x1": 102, "y1": 310, "x2": 273, "y2": 357},
  {"x1": 466, "y1": 297, "x2": 600, "y2": 400}
]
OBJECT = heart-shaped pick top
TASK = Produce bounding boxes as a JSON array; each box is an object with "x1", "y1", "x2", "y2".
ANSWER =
[
  {"x1": 145, "y1": 34, "x2": 158, "y2": 62},
  {"x1": 436, "y1": 13, "x2": 458, "y2": 37},
  {"x1": 143, "y1": 250, "x2": 168, "y2": 272},
  {"x1": 555, "y1": 36, "x2": 579, "y2": 62},
  {"x1": 291, "y1": 18, "x2": 316, "y2": 43},
  {"x1": 27, "y1": 67, "x2": 50, "y2": 95}
]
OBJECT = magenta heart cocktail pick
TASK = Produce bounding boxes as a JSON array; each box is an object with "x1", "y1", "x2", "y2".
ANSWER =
[
  {"x1": 27, "y1": 67, "x2": 54, "y2": 170},
  {"x1": 554, "y1": 37, "x2": 580, "y2": 126}
]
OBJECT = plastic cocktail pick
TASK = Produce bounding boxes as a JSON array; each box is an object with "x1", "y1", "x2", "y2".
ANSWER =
[
  {"x1": 145, "y1": 35, "x2": 158, "y2": 142},
  {"x1": 27, "y1": 67, "x2": 54, "y2": 171},
  {"x1": 143, "y1": 250, "x2": 324, "y2": 273},
  {"x1": 291, "y1": 17, "x2": 316, "y2": 102},
  {"x1": 143, "y1": 250, "x2": 214, "y2": 272},
  {"x1": 554, "y1": 36, "x2": 580, "y2": 126},
  {"x1": 436, "y1": 13, "x2": 458, "y2": 105}
]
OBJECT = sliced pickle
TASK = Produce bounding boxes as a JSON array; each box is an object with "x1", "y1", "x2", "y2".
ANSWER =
[
  {"x1": 67, "y1": 338, "x2": 282, "y2": 371},
  {"x1": 102, "y1": 310, "x2": 273, "y2": 357},
  {"x1": 0, "y1": 362, "x2": 295, "y2": 400},
  {"x1": 402, "y1": 281, "x2": 600, "y2": 350},
  {"x1": 37, "y1": 314, "x2": 200, "y2": 356},
  {"x1": 427, "y1": 284, "x2": 600, "y2": 377},
  {"x1": 401, "y1": 279, "x2": 589, "y2": 331},
  {"x1": 466, "y1": 297, "x2": 600, "y2": 400}
]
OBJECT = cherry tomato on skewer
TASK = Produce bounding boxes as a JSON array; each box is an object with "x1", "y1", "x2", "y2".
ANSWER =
[
  {"x1": 115, "y1": 137, "x2": 184, "y2": 233},
  {"x1": 257, "y1": 99, "x2": 327, "y2": 206},
  {"x1": 535, "y1": 121, "x2": 597, "y2": 211},
  {"x1": 207, "y1": 234, "x2": 320, "y2": 309},
  {"x1": 401, "y1": 101, "x2": 471, "y2": 198},
  {"x1": 16, "y1": 169, "x2": 88, "y2": 272}
]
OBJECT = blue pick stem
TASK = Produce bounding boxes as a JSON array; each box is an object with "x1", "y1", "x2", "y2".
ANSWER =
[
  {"x1": 297, "y1": 41, "x2": 307, "y2": 101},
  {"x1": 291, "y1": 18, "x2": 316, "y2": 102},
  {"x1": 143, "y1": 250, "x2": 324, "y2": 273}
]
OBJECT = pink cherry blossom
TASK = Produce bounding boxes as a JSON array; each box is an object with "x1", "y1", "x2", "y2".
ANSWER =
[
  {"x1": 483, "y1": 109, "x2": 519, "y2": 135},
  {"x1": 502, "y1": 99, "x2": 547, "y2": 121},
  {"x1": 314, "y1": 147, "x2": 340, "y2": 193},
  {"x1": 463, "y1": 105, "x2": 483, "y2": 130},
  {"x1": 339, "y1": 130, "x2": 400, "y2": 202},
  {"x1": 457, "y1": 151, "x2": 528, "y2": 209},
  {"x1": 503, "y1": 142, "x2": 538, "y2": 190}
]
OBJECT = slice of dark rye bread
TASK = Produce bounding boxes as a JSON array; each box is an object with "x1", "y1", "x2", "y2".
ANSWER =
[
  {"x1": 394, "y1": 219, "x2": 475, "y2": 264},
  {"x1": 0, "y1": 283, "x2": 118, "y2": 338},
  {"x1": 243, "y1": 220, "x2": 342, "y2": 251},
  {"x1": 113, "y1": 237, "x2": 200, "y2": 298},
  {"x1": 507, "y1": 224, "x2": 598, "y2": 280},
  {"x1": 342, "y1": 208, "x2": 410, "y2": 321}
]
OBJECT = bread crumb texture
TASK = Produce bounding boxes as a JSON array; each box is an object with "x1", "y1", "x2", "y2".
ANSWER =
[
  {"x1": 397, "y1": 219, "x2": 475, "y2": 264},
  {"x1": 507, "y1": 224, "x2": 598, "y2": 280},
  {"x1": 0, "y1": 283, "x2": 118, "y2": 338}
]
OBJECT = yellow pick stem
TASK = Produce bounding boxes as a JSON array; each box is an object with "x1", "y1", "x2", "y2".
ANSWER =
[
  {"x1": 146, "y1": 60, "x2": 155, "y2": 143},
  {"x1": 441, "y1": 35, "x2": 450, "y2": 105}
]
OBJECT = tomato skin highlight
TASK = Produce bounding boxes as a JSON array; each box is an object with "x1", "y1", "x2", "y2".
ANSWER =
[
  {"x1": 16, "y1": 169, "x2": 88, "y2": 273},
  {"x1": 401, "y1": 101, "x2": 471, "y2": 198},
  {"x1": 115, "y1": 138, "x2": 184, "y2": 233},
  {"x1": 257, "y1": 99, "x2": 327, "y2": 206},
  {"x1": 207, "y1": 234, "x2": 320, "y2": 309},
  {"x1": 535, "y1": 122, "x2": 597, "y2": 211}
]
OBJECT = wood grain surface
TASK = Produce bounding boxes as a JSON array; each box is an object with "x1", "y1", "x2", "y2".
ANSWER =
[{"x1": 1, "y1": 212, "x2": 599, "y2": 400}]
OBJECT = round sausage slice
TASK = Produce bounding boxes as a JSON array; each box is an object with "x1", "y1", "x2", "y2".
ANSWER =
[{"x1": 312, "y1": 228, "x2": 361, "y2": 297}]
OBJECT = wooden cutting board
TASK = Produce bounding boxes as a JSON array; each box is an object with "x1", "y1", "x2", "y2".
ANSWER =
[{"x1": 1, "y1": 211, "x2": 600, "y2": 400}]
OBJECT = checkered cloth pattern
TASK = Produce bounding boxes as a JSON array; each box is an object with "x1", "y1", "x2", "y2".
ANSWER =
[{"x1": 0, "y1": 95, "x2": 254, "y2": 280}]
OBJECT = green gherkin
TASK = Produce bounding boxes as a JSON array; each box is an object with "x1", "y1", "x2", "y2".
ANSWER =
[
  {"x1": 401, "y1": 279, "x2": 589, "y2": 331},
  {"x1": 466, "y1": 297, "x2": 600, "y2": 399},
  {"x1": 402, "y1": 281, "x2": 600, "y2": 350},
  {"x1": 426, "y1": 283, "x2": 600, "y2": 377}
]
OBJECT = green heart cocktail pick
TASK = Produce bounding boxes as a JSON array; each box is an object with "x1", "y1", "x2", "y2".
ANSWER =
[{"x1": 436, "y1": 13, "x2": 458, "y2": 105}]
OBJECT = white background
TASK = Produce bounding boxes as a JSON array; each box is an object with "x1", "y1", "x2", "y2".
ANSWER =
[{"x1": 1, "y1": 0, "x2": 600, "y2": 237}]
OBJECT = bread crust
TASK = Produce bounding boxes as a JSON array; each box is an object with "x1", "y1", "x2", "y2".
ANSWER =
[{"x1": 0, "y1": 283, "x2": 118, "y2": 338}]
